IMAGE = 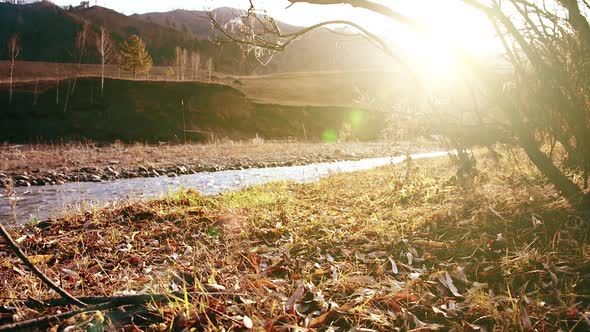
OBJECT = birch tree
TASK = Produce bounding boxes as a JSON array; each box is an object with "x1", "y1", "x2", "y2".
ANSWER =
[
  {"x1": 175, "y1": 46, "x2": 182, "y2": 81},
  {"x1": 181, "y1": 48, "x2": 188, "y2": 81},
  {"x1": 191, "y1": 51, "x2": 200, "y2": 80},
  {"x1": 75, "y1": 22, "x2": 90, "y2": 67},
  {"x1": 68, "y1": 22, "x2": 90, "y2": 103},
  {"x1": 7, "y1": 33, "x2": 20, "y2": 104},
  {"x1": 96, "y1": 26, "x2": 114, "y2": 96},
  {"x1": 207, "y1": 57, "x2": 213, "y2": 82}
]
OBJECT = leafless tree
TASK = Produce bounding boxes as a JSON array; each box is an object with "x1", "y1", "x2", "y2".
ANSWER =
[
  {"x1": 461, "y1": 0, "x2": 590, "y2": 201},
  {"x1": 191, "y1": 51, "x2": 201, "y2": 80},
  {"x1": 96, "y1": 25, "x2": 114, "y2": 96},
  {"x1": 175, "y1": 46, "x2": 182, "y2": 81},
  {"x1": 75, "y1": 22, "x2": 90, "y2": 67},
  {"x1": 209, "y1": 0, "x2": 590, "y2": 205},
  {"x1": 66, "y1": 22, "x2": 91, "y2": 110},
  {"x1": 7, "y1": 33, "x2": 21, "y2": 104},
  {"x1": 181, "y1": 48, "x2": 188, "y2": 81},
  {"x1": 55, "y1": 64, "x2": 60, "y2": 105},
  {"x1": 207, "y1": 57, "x2": 213, "y2": 82}
]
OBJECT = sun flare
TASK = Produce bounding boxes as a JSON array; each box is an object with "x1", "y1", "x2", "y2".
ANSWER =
[{"x1": 350, "y1": 1, "x2": 501, "y2": 83}]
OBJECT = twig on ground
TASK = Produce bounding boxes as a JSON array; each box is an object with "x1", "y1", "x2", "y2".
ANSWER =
[
  {"x1": 1, "y1": 291, "x2": 247, "y2": 331},
  {"x1": 0, "y1": 223, "x2": 87, "y2": 308},
  {"x1": 0, "y1": 298, "x2": 121, "y2": 331},
  {"x1": 22, "y1": 291, "x2": 246, "y2": 308}
]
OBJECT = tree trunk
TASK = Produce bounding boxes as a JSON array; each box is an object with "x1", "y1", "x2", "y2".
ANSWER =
[
  {"x1": 101, "y1": 62, "x2": 105, "y2": 96},
  {"x1": 561, "y1": 0, "x2": 590, "y2": 50},
  {"x1": 509, "y1": 109, "x2": 588, "y2": 204},
  {"x1": 9, "y1": 59, "x2": 15, "y2": 104}
]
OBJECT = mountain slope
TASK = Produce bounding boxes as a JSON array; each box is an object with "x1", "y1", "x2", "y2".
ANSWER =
[
  {"x1": 133, "y1": 7, "x2": 299, "y2": 38},
  {"x1": 133, "y1": 7, "x2": 234, "y2": 38},
  {"x1": 0, "y1": 1, "x2": 81, "y2": 62},
  {"x1": 75, "y1": 5, "x2": 199, "y2": 65},
  {"x1": 0, "y1": 2, "x2": 394, "y2": 74},
  {"x1": 134, "y1": 7, "x2": 395, "y2": 73},
  {"x1": 0, "y1": 2, "x2": 247, "y2": 73}
]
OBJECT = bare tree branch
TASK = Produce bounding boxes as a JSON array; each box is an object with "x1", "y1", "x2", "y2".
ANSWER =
[{"x1": 0, "y1": 224, "x2": 87, "y2": 308}]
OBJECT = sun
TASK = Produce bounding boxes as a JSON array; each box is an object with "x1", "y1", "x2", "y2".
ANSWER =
[{"x1": 365, "y1": 1, "x2": 500, "y2": 83}]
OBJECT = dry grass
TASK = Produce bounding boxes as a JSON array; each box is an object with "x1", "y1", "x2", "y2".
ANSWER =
[
  {"x1": 0, "y1": 61, "x2": 224, "y2": 84},
  {"x1": 237, "y1": 69, "x2": 407, "y2": 107},
  {"x1": 0, "y1": 147, "x2": 589, "y2": 330},
  {"x1": 1, "y1": 61, "x2": 406, "y2": 107}
]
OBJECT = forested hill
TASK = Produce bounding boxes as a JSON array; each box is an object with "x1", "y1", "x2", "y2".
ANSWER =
[
  {"x1": 0, "y1": 2, "x2": 245, "y2": 72},
  {"x1": 0, "y1": 2, "x2": 394, "y2": 74}
]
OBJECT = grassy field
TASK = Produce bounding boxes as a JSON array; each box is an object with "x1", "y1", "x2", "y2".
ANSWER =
[
  {"x1": 0, "y1": 61, "x2": 404, "y2": 108},
  {"x1": 237, "y1": 69, "x2": 406, "y2": 107},
  {"x1": 1, "y1": 148, "x2": 588, "y2": 330}
]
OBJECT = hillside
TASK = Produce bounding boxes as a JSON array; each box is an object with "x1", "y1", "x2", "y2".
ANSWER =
[
  {"x1": 0, "y1": 1, "x2": 81, "y2": 62},
  {"x1": 0, "y1": 2, "x2": 394, "y2": 74},
  {"x1": 0, "y1": 3, "x2": 247, "y2": 73},
  {"x1": 132, "y1": 7, "x2": 262, "y2": 38},
  {"x1": 135, "y1": 7, "x2": 395, "y2": 73}
]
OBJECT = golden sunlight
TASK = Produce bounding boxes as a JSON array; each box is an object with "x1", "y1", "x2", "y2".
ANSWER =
[{"x1": 351, "y1": 1, "x2": 499, "y2": 76}]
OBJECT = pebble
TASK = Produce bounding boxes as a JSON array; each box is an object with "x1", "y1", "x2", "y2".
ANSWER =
[
  {"x1": 1, "y1": 149, "x2": 383, "y2": 188},
  {"x1": 15, "y1": 175, "x2": 31, "y2": 181},
  {"x1": 90, "y1": 175, "x2": 102, "y2": 182}
]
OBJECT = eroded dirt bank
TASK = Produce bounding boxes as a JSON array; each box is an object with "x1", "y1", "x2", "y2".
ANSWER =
[{"x1": 0, "y1": 78, "x2": 386, "y2": 143}]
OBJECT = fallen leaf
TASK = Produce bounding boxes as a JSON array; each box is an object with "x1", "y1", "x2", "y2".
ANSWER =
[
  {"x1": 15, "y1": 235, "x2": 27, "y2": 244},
  {"x1": 392, "y1": 291, "x2": 418, "y2": 303},
  {"x1": 257, "y1": 279, "x2": 279, "y2": 289},
  {"x1": 133, "y1": 277, "x2": 150, "y2": 284},
  {"x1": 406, "y1": 252, "x2": 413, "y2": 266},
  {"x1": 519, "y1": 303, "x2": 532, "y2": 331},
  {"x1": 308, "y1": 310, "x2": 336, "y2": 328},
  {"x1": 243, "y1": 315, "x2": 253, "y2": 329},
  {"x1": 462, "y1": 320, "x2": 482, "y2": 331},
  {"x1": 411, "y1": 239, "x2": 447, "y2": 248},
  {"x1": 286, "y1": 284, "x2": 306, "y2": 311},
  {"x1": 12, "y1": 266, "x2": 27, "y2": 276},
  {"x1": 437, "y1": 272, "x2": 462, "y2": 297},
  {"x1": 389, "y1": 257, "x2": 399, "y2": 274}
]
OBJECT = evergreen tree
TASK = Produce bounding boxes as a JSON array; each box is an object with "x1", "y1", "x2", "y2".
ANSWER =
[{"x1": 119, "y1": 35, "x2": 153, "y2": 78}]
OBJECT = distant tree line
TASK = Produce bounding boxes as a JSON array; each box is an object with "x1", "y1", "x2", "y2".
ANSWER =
[
  {"x1": 0, "y1": 2, "x2": 253, "y2": 74},
  {"x1": 5, "y1": 22, "x2": 221, "y2": 106}
]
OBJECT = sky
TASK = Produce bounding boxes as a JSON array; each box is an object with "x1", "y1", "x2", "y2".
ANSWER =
[
  {"x1": 51, "y1": 0, "x2": 347, "y2": 24},
  {"x1": 50, "y1": 0, "x2": 500, "y2": 61}
]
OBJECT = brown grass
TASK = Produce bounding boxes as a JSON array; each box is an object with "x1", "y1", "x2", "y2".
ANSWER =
[
  {"x1": 0, "y1": 147, "x2": 588, "y2": 330},
  {"x1": 0, "y1": 61, "x2": 406, "y2": 107}
]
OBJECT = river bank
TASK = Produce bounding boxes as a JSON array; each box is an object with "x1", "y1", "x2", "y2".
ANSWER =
[
  {"x1": 0, "y1": 149, "x2": 587, "y2": 331},
  {"x1": 0, "y1": 151, "x2": 449, "y2": 226},
  {"x1": 0, "y1": 141, "x2": 432, "y2": 188}
]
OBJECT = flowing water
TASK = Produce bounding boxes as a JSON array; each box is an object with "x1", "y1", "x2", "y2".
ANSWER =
[{"x1": 0, "y1": 151, "x2": 448, "y2": 226}]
